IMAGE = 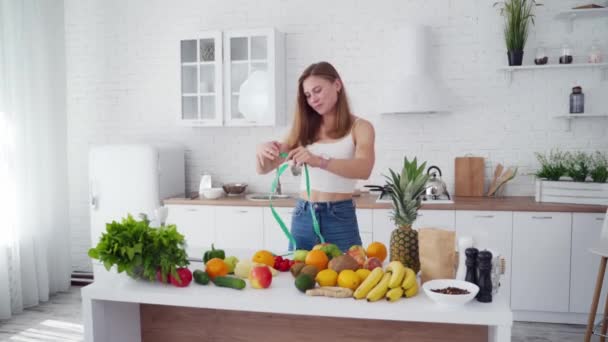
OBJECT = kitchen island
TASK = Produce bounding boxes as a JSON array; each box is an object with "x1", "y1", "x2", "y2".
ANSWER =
[{"x1": 82, "y1": 259, "x2": 512, "y2": 342}]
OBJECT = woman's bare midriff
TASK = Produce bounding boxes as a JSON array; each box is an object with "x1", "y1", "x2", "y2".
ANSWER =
[{"x1": 299, "y1": 190, "x2": 353, "y2": 203}]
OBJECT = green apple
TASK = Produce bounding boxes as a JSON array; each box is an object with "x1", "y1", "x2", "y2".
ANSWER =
[
  {"x1": 224, "y1": 256, "x2": 239, "y2": 274},
  {"x1": 293, "y1": 249, "x2": 309, "y2": 262}
]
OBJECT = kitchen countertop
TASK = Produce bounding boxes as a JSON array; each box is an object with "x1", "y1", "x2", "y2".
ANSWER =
[
  {"x1": 163, "y1": 192, "x2": 607, "y2": 213},
  {"x1": 82, "y1": 249, "x2": 511, "y2": 342}
]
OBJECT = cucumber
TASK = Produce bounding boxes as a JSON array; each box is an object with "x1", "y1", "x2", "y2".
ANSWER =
[
  {"x1": 193, "y1": 270, "x2": 210, "y2": 285},
  {"x1": 212, "y1": 276, "x2": 246, "y2": 290}
]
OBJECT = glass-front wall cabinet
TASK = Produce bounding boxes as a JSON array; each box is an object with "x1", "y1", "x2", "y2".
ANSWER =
[
  {"x1": 180, "y1": 31, "x2": 223, "y2": 126},
  {"x1": 224, "y1": 28, "x2": 284, "y2": 126},
  {"x1": 179, "y1": 28, "x2": 284, "y2": 127}
]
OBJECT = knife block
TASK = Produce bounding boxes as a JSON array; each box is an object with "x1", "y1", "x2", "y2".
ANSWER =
[{"x1": 454, "y1": 157, "x2": 485, "y2": 197}]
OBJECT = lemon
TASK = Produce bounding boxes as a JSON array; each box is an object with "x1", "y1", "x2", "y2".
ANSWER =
[
  {"x1": 337, "y1": 270, "x2": 361, "y2": 290},
  {"x1": 355, "y1": 268, "x2": 371, "y2": 282},
  {"x1": 315, "y1": 269, "x2": 338, "y2": 287}
]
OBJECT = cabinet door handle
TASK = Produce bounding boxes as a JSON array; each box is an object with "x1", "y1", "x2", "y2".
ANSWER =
[
  {"x1": 236, "y1": 210, "x2": 249, "y2": 214},
  {"x1": 597, "y1": 217, "x2": 606, "y2": 221},
  {"x1": 532, "y1": 216, "x2": 553, "y2": 220},
  {"x1": 418, "y1": 214, "x2": 423, "y2": 217},
  {"x1": 186, "y1": 208, "x2": 198, "y2": 212},
  {"x1": 474, "y1": 215, "x2": 495, "y2": 219},
  {"x1": 287, "y1": 211, "x2": 294, "y2": 215}
]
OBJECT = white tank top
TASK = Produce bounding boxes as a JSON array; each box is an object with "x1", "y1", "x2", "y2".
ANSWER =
[{"x1": 299, "y1": 121, "x2": 359, "y2": 194}]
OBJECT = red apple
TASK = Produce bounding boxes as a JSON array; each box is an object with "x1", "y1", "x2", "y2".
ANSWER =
[
  {"x1": 249, "y1": 265, "x2": 272, "y2": 289},
  {"x1": 363, "y1": 257, "x2": 383, "y2": 271},
  {"x1": 347, "y1": 245, "x2": 367, "y2": 266}
]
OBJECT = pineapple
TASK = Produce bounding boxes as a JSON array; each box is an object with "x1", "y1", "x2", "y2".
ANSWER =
[{"x1": 385, "y1": 157, "x2": 429, "y2": 273}]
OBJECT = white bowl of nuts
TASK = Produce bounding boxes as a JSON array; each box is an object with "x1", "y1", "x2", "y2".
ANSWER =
[{"x1": 422, "y1": 279, "x2": 479, "y2": 306}]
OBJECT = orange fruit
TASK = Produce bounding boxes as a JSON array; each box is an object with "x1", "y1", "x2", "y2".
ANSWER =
[
  {"x1": 205, "y1": 258, "x2": 228, "y2": 279},
  {"x1": 337, "y1": 270, "x2": 361, "y2": 290},
  {"x1": 305, "y1": 249, "x2": 329, "y2": 270},
  {"x1": 252, "y1": 250, "x2": 275, "y2": 267},
  {"x1": 366, "y1": 242, "x2": 387, "y2": 262}
]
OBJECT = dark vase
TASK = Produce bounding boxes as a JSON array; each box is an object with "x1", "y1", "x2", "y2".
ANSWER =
[{"x1": 507, "y1": 50, "x2": 524, "y2": 66}]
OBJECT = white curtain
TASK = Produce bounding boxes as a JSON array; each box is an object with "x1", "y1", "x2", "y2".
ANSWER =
[{"x1": 0, "y1": 0, "x2": 71, "y2": 320}]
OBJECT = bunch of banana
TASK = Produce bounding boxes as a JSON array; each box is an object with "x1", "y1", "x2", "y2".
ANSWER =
[
  {"x1": 401, "y1": 267, "x2": 418, "y2": 298},
  {"x1": 385, "y1": 261, "x2": 406, "y2": 302},
  {"x1": 353, "y1": 267, "x2": 384, "y2": 300}
]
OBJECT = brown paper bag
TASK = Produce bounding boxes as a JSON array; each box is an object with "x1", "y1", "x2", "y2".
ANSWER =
[{"x1": 418, "y1": 228, "x2": 456, "y2": 284}]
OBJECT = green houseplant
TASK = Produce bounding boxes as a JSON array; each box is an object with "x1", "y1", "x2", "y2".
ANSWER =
[
  {"x1": 495, "y1": 0, "x2": 540, "y2": 66},
  {"x1": 88, "y1": 214, "x2": 189, "y2": 282},
  {"x1": 534, "y1": 149, "x2": 568, "y2": 181},
  {"x1": 565, "y1": 151, "x2": 591, "y2": 182},
  {"x1": 590, "y1": 151, "x2": 608, "y2": 183},
  {"x1": 385, "y1": 157, "x2": 430, "y2": 273}
]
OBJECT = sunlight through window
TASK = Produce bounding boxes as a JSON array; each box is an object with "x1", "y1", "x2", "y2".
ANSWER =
[
  {"x1": 8, "y1": 320, "x2": 84, "y2": 341},
  {"x1": 0, "y1": 111, "x2": 16, "y2": 247}
]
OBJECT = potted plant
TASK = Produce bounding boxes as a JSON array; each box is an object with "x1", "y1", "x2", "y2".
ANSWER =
[
  {"x1": 385, "y1": 157, "x2": 430, "y2": 274},
  {"x1": 534, "y1": 149, "x2": 608, "y2": 205},
  {"x1": 534, "y1": 148, "x2": 568, "y2": 181},
  {"x1": 495, "y1": 0, "x2": 540, "y2": 66},
  {"x1": 88, "y1": 214, "x2": 189, "y2": 282},
  {"x1": 590, "y1": 151, "x2": 608, "y2": 183}
]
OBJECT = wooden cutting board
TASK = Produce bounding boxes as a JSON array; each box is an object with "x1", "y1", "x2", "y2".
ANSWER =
[{"x1": 454, "y1": 157, "x2": 485, "y2": 197}]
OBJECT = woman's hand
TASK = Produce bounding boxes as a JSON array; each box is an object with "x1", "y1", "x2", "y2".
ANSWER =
[
  {"x1": 287, "y1": 146, "x2": 321, "y2": 168},
  {"x1": 256, "y1": 141, "x2": 282, "y2": 167}
]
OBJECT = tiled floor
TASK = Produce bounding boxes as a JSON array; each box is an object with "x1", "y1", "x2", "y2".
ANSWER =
[{"x1": 0, "y1": 286, "x2": 601, "y2": 341}]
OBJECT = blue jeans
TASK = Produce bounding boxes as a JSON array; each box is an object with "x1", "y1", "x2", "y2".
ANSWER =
[{"x1": 289, "y1": 198, "x2": 362, "y2": 252}]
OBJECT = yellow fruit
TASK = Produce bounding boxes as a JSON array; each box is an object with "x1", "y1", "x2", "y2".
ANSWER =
[
  {"x1": 252, "y1": 250, "x2": 275, "y2": 267},
  {"x1": 386, "y1": 261, "x2": 406, "y2": 289},
  {"x1": 366, "y1": 242, "x2": 388, "y2": 262},
  {"x1": 366, "y1": 272, "x2": 391, "y2": 302},
  {"x1": 337, "y1": 270, "x2": 361, "y2": 290},
  {"x1": 385, "y1": 287, "x2": 404, "y2": 302},
  {"x1": 355, "y1": 269, "x2": 371, "y2": 282},
  {"x1": 404, "y1": 282, "x2": 419, "y2": 298},
  {"x1": 353, "y1": 267, "x2": 384, "y2": 300},
  {"x1": 316, "y1": 269, "x2": 338, "y2": 287},
  {"x1": 401, "y1": 267, "x2": 417, "y2": 290}
]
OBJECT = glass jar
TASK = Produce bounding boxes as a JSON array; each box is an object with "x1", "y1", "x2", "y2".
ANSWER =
[
  {"x1": 534, "y1": 45, "x2": 548, "y2": 65},
  {"x1": 559, "y1": 44, "x2": 573, "y2": 64},
  {"x1": 589, "y1": 44, "x2": 602, "y2": 64},
  {"x1": 569, "y1": 86, "x2": 584, "y2": 114}
]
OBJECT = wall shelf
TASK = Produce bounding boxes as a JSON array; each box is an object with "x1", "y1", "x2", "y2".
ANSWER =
[
  {"x1": 554, "y1": 113, "x2": 608, "y2": 131},
  {"x1": 499, "y1": 63, "x2": 608, "y2": 83},
  {"x1": 554, "y1": 8, "x2": 608, "y2": 32}
]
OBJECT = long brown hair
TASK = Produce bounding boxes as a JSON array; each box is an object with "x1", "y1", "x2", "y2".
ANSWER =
[{"x1": 286, "y1": 62, "x2": 353, "y2": 149}]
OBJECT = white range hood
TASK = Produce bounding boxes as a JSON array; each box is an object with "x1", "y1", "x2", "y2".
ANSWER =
[{"x1": 380, "y1": 25, "x2": 448, "y2": 115}]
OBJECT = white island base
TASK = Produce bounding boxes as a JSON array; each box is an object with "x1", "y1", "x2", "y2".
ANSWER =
[{"x1": 82, "y1": 267, "x2": 512, "y2": 342}]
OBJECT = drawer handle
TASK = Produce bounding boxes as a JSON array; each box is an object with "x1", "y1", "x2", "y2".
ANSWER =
[
  {"x1": 418, "y1": 214, "x2": 423, "y2": 217},
  {"x1": 236, "y1": 210, "x2": 249, "y2": 214},
  {"x1": 287, "y1": 211, "x2": 294, "y2": 215},
  {"x1": 597, "y1": 217, "x2": 606, "y2": 221},
  {"x1": 532, "y1": 216, "x2": 553, "y2": 220},
  {"x1": 474, "y1": 215, "x2": 495, "y2": 219},
  {"x1": 186, "y1": 209, "x2": 198, "y2": 212}
]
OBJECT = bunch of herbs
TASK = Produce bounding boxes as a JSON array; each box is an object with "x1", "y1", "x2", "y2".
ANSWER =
[
  {"x1": 590, "y1": 151, "x2": 608, "y2": 183},
  {"x1": 565, "y1": 151, "x2": 591, "y2": 182},
  {"x1": 535, "y1": 149, "x2": 567, "y2": 181}
]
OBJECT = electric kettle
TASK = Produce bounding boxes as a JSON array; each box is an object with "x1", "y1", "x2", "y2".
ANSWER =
[{"x1": 425, "y1": 166, "x2": 451, "y2": 200}]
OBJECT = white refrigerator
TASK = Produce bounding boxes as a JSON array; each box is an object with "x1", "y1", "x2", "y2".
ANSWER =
[{"x1": 89, "y1": 143, "x2": 185, "y2": 277}]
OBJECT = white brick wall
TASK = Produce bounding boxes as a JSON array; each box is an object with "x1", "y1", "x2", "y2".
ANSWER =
[{"x1": 65, "y1": 0, "x2": 608, "y2": 272}]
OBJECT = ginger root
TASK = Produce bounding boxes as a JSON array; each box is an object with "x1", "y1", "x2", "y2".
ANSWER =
[{"x1": 305, "y1": 286, "x2": 354, "y2": 298}]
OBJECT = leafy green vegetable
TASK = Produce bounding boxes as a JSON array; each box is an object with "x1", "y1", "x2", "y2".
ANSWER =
[{"x1": 88, "y1": 214, "x2": 189, "y2": 281}]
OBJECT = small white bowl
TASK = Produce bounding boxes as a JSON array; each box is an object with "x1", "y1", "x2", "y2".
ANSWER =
[
  {"x1": 422, "y1": 279, "x2": 479, "y2": 306},
  {"x1": 201, "y1": 187, "x2": 224, "y2": 200}
]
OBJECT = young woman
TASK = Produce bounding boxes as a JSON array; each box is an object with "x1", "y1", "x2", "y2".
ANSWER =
[{"x1": 255, "y1": 61, "x2": 375, "y2": 252}]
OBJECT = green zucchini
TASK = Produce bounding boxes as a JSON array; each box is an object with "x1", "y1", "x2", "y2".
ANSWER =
[
  {"x1": 212, "y1": 276, "x2": 246, "y2": 290},
  {"x1": 193, "y1": 270, "x2": 210, "y2": 285}
]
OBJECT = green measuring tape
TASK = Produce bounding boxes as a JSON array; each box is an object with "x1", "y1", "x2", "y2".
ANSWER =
[{"x1": 270, "y1": 152, "x2": 325, "y2": 250}]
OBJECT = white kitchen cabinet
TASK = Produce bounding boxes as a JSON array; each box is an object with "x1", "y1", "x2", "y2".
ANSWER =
[
  {"x1": 511, "y1": 212, "x2": 572, "y2": 312},
  {"x1": 372, "y1": 209, "x2": 394, "y2": 247},
  {"x1": 223, "y1": 28, "x2": 285, "y2": 126},
  {"x1": 570, "y1": 213, "x2": 607, "y2": 314},
  {"x1": 455, "y1": 211, "x2": 513, "y2": 299},
  {"x1": 262, "y1": 207, "x2": 294, "y2": 254},
  {"x1": 165, "y1": 205, "x2": 216, "y2": 255},
  {"x1": 414, "y1": 210, "x2": 456, "y2": 230},
  {"x1": 357, "y1": 209, "x2": 373, "y2": 248},
  {"x1": 179, "y1": 31, "x2": 223, "y2": 126},
  {"x1": 214, "y1": 206, "x2": 264, "y2": 249}
]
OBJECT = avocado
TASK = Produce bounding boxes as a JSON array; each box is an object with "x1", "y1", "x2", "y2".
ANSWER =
[{"x1": 295, "y1": 274, "x2": 315, "y2": 293}]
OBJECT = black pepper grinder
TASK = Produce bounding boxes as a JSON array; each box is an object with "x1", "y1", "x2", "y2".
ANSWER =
[
  {"x1": 477, "y1": 250, "x2": 493, "y2": 303},
  {"x1": 464, "y1": 247, "x2": 479, "y2": 286}
]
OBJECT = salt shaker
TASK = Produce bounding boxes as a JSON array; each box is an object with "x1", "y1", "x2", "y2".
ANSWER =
[{"x1": 569, "y1": 86, "x2": 584, "y2": 114}]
